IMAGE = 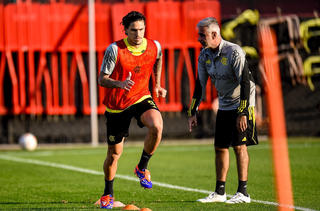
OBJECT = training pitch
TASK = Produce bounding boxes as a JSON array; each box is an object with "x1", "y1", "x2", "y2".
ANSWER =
[{"x1": 0, "y1": 137, "x2": 319, "y2": 210}]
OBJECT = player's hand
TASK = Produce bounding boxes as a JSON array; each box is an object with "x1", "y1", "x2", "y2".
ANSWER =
[
  {"x1": 188, "y1": 115, "x2": 197, "y2": 132},
  {"x1": 236, "y1": 115, "x2": 247, "y2": 132},
  {"x1": 154, "y1": 85, "x2": 167, "y2": 98},
  {"x1": 121, "y1": 72, "x2": 135, "y2": 91}
]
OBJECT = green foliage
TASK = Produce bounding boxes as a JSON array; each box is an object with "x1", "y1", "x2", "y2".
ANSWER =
[{"x1": 0, "y1": 138, "x2": 319, "y2": 210}]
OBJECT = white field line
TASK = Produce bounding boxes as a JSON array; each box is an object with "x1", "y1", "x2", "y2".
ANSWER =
[{"x1": 0, "y1": 154, "x2": 317, "y2": 211}]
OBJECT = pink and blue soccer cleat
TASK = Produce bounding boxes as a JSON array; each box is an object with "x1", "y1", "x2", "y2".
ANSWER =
[
  {"x1": 100, "y1": 194, "x2": 114, "y2": 209},
  {"x1": 134, "y1": 165, "x2": 152, "y2": 189}
]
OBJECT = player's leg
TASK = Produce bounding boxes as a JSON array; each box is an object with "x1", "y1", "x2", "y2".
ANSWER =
[
  {"x1": 234, "y1": 144, "x2": 249, "y2": 182},
  {"x1": 233, "y1": 144, "x2": 250, "y2": 196},
  {"x1": 226, "y1": 144, "x2": 251, "y2": 203},
  {"x1": 197, "y1": 110, "x2": 230, "y2": 203},
  {"x1": 134, "y1": 108, "x2": 163, "y2": 189},
  {"x1": 213, "y1": 110, "x2": 233, "y2": 197},
  {"x1": 226, "y1": 111, "x2": 251, "y2": 204},
  {"x1": 103, "y1": 140, "x2": 124, "y2": 188},
  {"x1": 101, "y1": 110, "x2": 131, "y2": 209},
  {"x1": 215, "y1": 146, "x2": 229, "y2": 192},
  {"x1": 100, "y1": 142, "x2": 123, "y2": 209},
  {"x1": 132, "y1": 98, "x2": 163, "y2": 189},
  {"x1": 140, "y1": 108, "x2": 163, "y2": 155},
  {"x1": 196, "y1": 146, "x2": 229, "y2": 203}
]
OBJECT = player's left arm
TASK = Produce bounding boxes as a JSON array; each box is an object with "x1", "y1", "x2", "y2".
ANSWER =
[
  {"x1": 232, "y1": 48, "x2": 251, "y2": 132},
  {"x1": 153, "y1": 42, "x2": 167, "y2": 98}
]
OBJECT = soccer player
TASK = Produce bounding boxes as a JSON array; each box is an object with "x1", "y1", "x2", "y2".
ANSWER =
[
  {"x1": 98, "y1": 11, "x2": 166, "y2": 209},
  {"x1": 187, "y1": 17, "x2": 259, "y2": 204}
]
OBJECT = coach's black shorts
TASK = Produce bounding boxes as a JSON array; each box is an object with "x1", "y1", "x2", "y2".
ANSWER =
[
  {"x1": 105, "y1": 97, "x2": 159, "y2": 145},
  {"x1": 214, "y1": 107, "x2": 258, "y2": 148}
]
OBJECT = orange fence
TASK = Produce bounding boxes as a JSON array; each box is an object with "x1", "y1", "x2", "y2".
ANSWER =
[{"x1": 0, "y1": 0, "x2": 220, "y2": 115}]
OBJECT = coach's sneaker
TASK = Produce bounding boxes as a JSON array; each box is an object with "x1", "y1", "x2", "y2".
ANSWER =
[
  {"x1": 134, "y1": 165, "x2": 152, "y2": 189},
  {"x1": 196, "y1": 192, "x2": 226, "y2": 203},
  {"x1": 100, "y1": 194, "x2": 114, "y2": 209},
  {"x1": 226, "y1": 192, "x2": 251, "y2": 204}
]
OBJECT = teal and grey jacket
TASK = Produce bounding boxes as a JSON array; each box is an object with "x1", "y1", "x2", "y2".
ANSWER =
[{"x1": 187, "y1": 39, "x2": 256, "y2": 117}]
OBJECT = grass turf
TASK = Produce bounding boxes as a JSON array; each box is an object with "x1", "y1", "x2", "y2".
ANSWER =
[{"x1": 0, "y1": 137, "x2": 319, "y2": 210}]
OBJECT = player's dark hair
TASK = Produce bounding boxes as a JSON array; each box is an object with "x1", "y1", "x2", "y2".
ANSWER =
[{"x1": 121, "y1": 11, "x2": 146, "y2": 31}]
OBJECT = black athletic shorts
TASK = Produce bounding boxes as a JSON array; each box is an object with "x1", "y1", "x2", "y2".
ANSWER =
[
  {"x1": 105, "y1": 97, "x2": 159, "y2": 145},
  {"x1": 214, "y1": 107, "x2": 258, "y2": 148}
]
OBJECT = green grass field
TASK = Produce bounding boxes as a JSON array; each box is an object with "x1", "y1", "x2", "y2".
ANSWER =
[{"x1": 0, "y1": 137, "x2": 319, "y2": 211}]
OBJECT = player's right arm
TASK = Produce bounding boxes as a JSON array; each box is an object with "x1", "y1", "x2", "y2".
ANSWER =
[
  {"x1": 187, "y1": 77, "x2": 204, "y2": 132},
  {"x1": 98, "y1": 43, "x2": 134, "y2": 91},
  {"x1": 98, "y1": 71, "x2": 134, "y2": 91},
  {"x1": 187, "y1": 50, "x2": 209, "y2": 131}
]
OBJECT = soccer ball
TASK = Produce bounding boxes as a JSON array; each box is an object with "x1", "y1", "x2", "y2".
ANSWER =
[{"x1": 19, "y1": 133, "x2": 38, "y2": 151}]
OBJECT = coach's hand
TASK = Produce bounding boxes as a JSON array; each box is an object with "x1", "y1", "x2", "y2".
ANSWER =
[
  {"x1": 122, "y1": 72, "x2": 135, "y2": 91},
  {"x1": 154, "y1": 85, "x2": 167, "y2": 98},
  {"x1": 236, "y1": 115, "x2": 247, "y2": 132},
  {"x1": 188, "y1": 115, "x2": 197, "y2": 132}
]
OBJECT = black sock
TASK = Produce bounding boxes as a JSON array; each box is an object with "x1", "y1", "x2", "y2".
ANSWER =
[
  {"x1": 103, "y1": 178, "x2": 114, "y2": 196},
  {"x1": 138, "y1": 150, "x2": 153, "y2": 170},
  {"x1": 237, "y1": 180, "x2": 248, "y2": 196},
  {"x1": 215, "y1": 180, "x2": 225, "y2": 195}
]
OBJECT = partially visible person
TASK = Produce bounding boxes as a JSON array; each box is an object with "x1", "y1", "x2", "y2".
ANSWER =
[
  {"x1": 187, "y1": 17, "x2": 258, "y2": 204},
  {"x1": 98, "y1": 11, "x2": 166, "y2": 209}
]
